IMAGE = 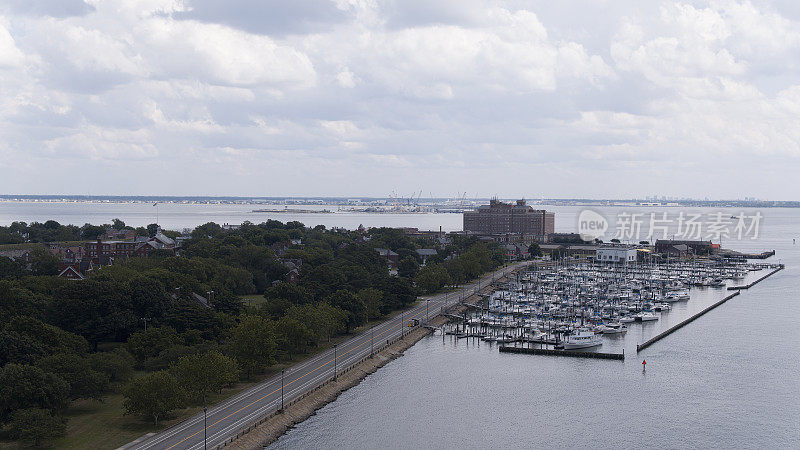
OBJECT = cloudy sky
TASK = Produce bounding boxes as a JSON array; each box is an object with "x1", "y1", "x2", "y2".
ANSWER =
[{"x1": 1, "y1": 0, "x2": 799, "y2": 199}]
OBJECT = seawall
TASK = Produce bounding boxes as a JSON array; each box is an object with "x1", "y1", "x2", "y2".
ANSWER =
[{"x1": 219, "y1": 272, "x2": 510, "y2": 449}]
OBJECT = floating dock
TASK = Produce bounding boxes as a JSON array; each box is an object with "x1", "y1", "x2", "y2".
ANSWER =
[{"x1": 499, "y1": 346, "x2": 624, "y2": 360}]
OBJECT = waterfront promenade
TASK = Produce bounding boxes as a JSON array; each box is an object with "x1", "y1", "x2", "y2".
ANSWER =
[{"x1": 124, "y1": 262, "x2": 527, "y2": 450}]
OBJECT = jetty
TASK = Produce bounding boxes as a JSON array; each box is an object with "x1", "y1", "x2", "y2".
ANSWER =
[
  {"x1": 636, "y1": 291, "x2": 741, "y2": 352},
  {"x1": 728, "y1": 264, "x2": 784, "y2": 290},
  {"x1": 499, "y1": 346, "x2": 624, "y2": 360}
]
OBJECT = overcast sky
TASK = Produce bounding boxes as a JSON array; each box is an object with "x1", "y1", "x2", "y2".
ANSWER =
[{"x1": 1, "y1": 0, "x2": 800, "y2": 199}]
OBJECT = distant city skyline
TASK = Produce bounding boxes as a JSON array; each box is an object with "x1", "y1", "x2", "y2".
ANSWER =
[
  {"x1": 2, "y1": 1, "x2": 800, "y2": 199},
  {"x1": 0, "y1": 194, "x2": 788, "y2": 205}
]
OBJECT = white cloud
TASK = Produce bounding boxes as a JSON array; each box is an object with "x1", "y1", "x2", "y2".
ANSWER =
[
  {"x1": 0, "y1": 22, "x2": 25, "y2": 68},
  {"x1": 1, "y1": 0, "x2": 800, "y2": 199},
  {"x1": 139, "y1": 18, "x2": 317, "y2": 87}
]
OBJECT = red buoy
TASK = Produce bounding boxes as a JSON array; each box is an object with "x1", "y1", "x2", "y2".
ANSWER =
[{"x1": 642, "y1": 359, "x2": 646, "y2": 365}]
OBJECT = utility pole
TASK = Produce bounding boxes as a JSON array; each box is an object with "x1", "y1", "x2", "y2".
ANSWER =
[
  {"x1": 141, "y1": 317, "x2": 151, "y2": 331},
  {"x1": 203, "y1": 395, "x2": 207, "y2": 450},
  {"x1": 333, "y1": 344, "x2": 337, "y2": 381},
  {"x1": 370, "y1": 326, "x2": 374, "y2": 357},
  {"x1": 401, "y1": 311, "x2": 404, "y2": 339},
  {"x1": 280, "y1": 369, "x2": 285, "y2": 412},
  {"x1": 426, "y1": 299, "x2": 429, "y2": 324}
]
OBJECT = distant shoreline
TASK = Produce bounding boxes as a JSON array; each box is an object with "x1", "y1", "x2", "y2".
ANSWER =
[{"x1": 0, "y1": 196, "x2": 796, "y2": 209}]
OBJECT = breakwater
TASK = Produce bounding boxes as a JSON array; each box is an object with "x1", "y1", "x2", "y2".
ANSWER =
[
  {"x1": 638, "y1": 265, "x2": 784, "y2": 352},
  {"x1": 499, "y1": 346, "x2": 624, "y2": 360},
  {"x1": 728, "y1": 265, "x2": 784, "y2": 290},
  {"x1": 636, "y1": 291, "x2": 741, "y2": 352}
]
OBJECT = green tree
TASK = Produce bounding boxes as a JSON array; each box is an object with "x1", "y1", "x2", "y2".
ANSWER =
[
  {"x1": 227, "y1": 315, "x2": 277, "y2": 378},
  {"x1": 275, "y1": 314, "x2": 312, "y2": 360},
  {"x1": 0, "y1": 364, "x2": 70, "y2": 421},
  {"x1": 325, "y1": 290, "x2": 366, "y2": 333},
  {"x1": 146, "y1": 223, "x2": 160, "y2": 237},
  {"x1": 397, "y1": 256, "x2": 419, "y2": 279},
  {"x1": 0, "y1": 316, "x2": 88, "y2": 366},
  {"x1": 81, "y1": 223, "x2": 106, "y2": 239},
  {"x1": 123, "y1": 371, "x2": 186, "y2": 426},
  {"x1": 444, "y1": 259, "x2": 465, "y2": 286},
  {"x1": 356, "y1": 288, "x2": 383, "y2": 321},
  {"x1": 127, "y1": 326, "x2": 179, "y2": 365},
  {"x1": 169, "y1": 351, "x2": 238, "y2": 404},
  {"x1": 112, "y1": 218, "x2": 126, "y2": 230},
  {"x1": 88, "y1": 348, "x2": 135, "y2": 383},
  {"x1": 3, "y1": 408, "x2": 66, "y2": 446},
  {"x1": 0, "y1": 256, "x2": 23, "y2": 279},
  {"x1": 528, "y1": 242, "x2": 542, "y2": 258},
  {"x1": 308, "y1": 303, "x2": 346, "y2": 343},
  {"x1": 415, "y1": 264, "x2": 451, "y2": 294},
  {"x1": 264, "y1": 282, "x2": 308, "y2": 305},
  {"x1": 36, "y1": 354, "x2": 109, "y2": 400},
  {"x1": 127, "y1": 277, "x2": 172, "y2": 320},
  {"x1": 51, "y1": 280, "x2": 135, "y2": 350},
  {"x1": 29, "y1": 247, "x2": 60, "y2": 276},
  {"x1": 381, "y1": 277, "x2": 416, "y2": 312}
]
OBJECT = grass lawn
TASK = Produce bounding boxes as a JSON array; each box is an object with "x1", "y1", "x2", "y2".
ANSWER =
[
  {"x1": 37, "y1": 380, "x2": 262, "y2": 450},
  {"x1": 0, "y1": 243, "x2": 45, "y2": 251}
]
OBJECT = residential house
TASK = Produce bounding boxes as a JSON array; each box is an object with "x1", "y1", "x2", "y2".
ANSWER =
[
  {"x1": 49, "y1": 244, "x2": 85, "y2": 263},
  {"x1": 0, "y1": 249, "x2": 31, "y2": 264},
  {"x1": 416, "y1": 249, "x2": 438, "y2": 266},
  {"x1": 374, "y1": 248, "x2": 399, "y2": 269},
  {"x1": 57, "y1": 264, "x2": 85, "y2": 280}
]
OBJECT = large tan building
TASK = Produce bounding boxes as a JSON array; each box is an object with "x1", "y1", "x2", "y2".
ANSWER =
[{"x1": 463, "y1": 199, "x2": 554, "y2": 239}]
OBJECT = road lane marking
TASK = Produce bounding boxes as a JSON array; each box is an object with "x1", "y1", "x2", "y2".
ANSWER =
[
  {"x1": 164, "y1": 302, "x2": 439, "y2": 449},
  {"x1": 143, "y1": 266, "x2": 516, "y2": 449}
]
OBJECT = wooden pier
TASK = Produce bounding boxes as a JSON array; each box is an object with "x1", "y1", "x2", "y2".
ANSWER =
[
  {"x1": 728, "y1": 265, "x2": 784, "y2": 290},
  {"x1": 499, "y1": 346, "x2": 624, "y2": 360}
]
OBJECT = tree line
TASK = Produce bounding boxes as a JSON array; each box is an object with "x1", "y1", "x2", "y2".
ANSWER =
[
  {"x1": 0, "y1": 219, "x2": 505, "y2": 445},
  {"x1": 0, "y1": 219, "x2": 171, "y2": 245}
]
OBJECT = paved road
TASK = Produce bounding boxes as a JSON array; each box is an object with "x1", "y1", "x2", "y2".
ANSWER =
[{"x1": 126, "y1": 263, "x2": 526, "y2": 450}]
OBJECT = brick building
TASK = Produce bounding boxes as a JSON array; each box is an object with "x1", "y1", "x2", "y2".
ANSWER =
[{"x1": 463, "y1": 199, "x2": 554, "y2": 239}]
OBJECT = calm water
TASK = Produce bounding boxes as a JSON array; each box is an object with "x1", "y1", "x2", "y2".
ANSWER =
[
  {"x1": 271, "y1": 207, "x2": 800, "y2": 449},
  {"x1": 0, "y1": 202, "x2": 465, "y2": 232},
  {"x1": 2, "y1": 202, "x2": 798, "y2": 448}
]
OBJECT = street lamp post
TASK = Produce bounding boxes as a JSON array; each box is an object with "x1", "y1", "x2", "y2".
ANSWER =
[
  {"x1": 280, "y1": 369, "x2": 285, "y2": 412},
  {"x1": 401, "y1": 311, "x2": 404, "y2": 339},
  {"x1": 333, "y1": 344, "x2": 337, "y2": 381},
  {"x1": 426, "y1": 299, "x2": 429, "y2": 324},
  {"x1": 370, "y1": 326, "x2": 374, "y2": 357},
  {"x1": 203, "y1": 395, "x2": 207, "y2": 450}
]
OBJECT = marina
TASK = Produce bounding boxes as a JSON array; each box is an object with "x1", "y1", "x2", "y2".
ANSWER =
[{"x1": 438, "y1": 258, "x2": 782, "y2": 355}]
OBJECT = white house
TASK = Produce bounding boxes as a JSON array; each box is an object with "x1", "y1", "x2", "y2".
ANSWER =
[{"x1": 596, "y1": 246, "x2": 638, "y2": 264}]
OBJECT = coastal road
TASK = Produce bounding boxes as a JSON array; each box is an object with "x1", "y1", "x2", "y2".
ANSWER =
[{"x1": 125, "y1": 262, "x2": 527, "y2": 450}]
